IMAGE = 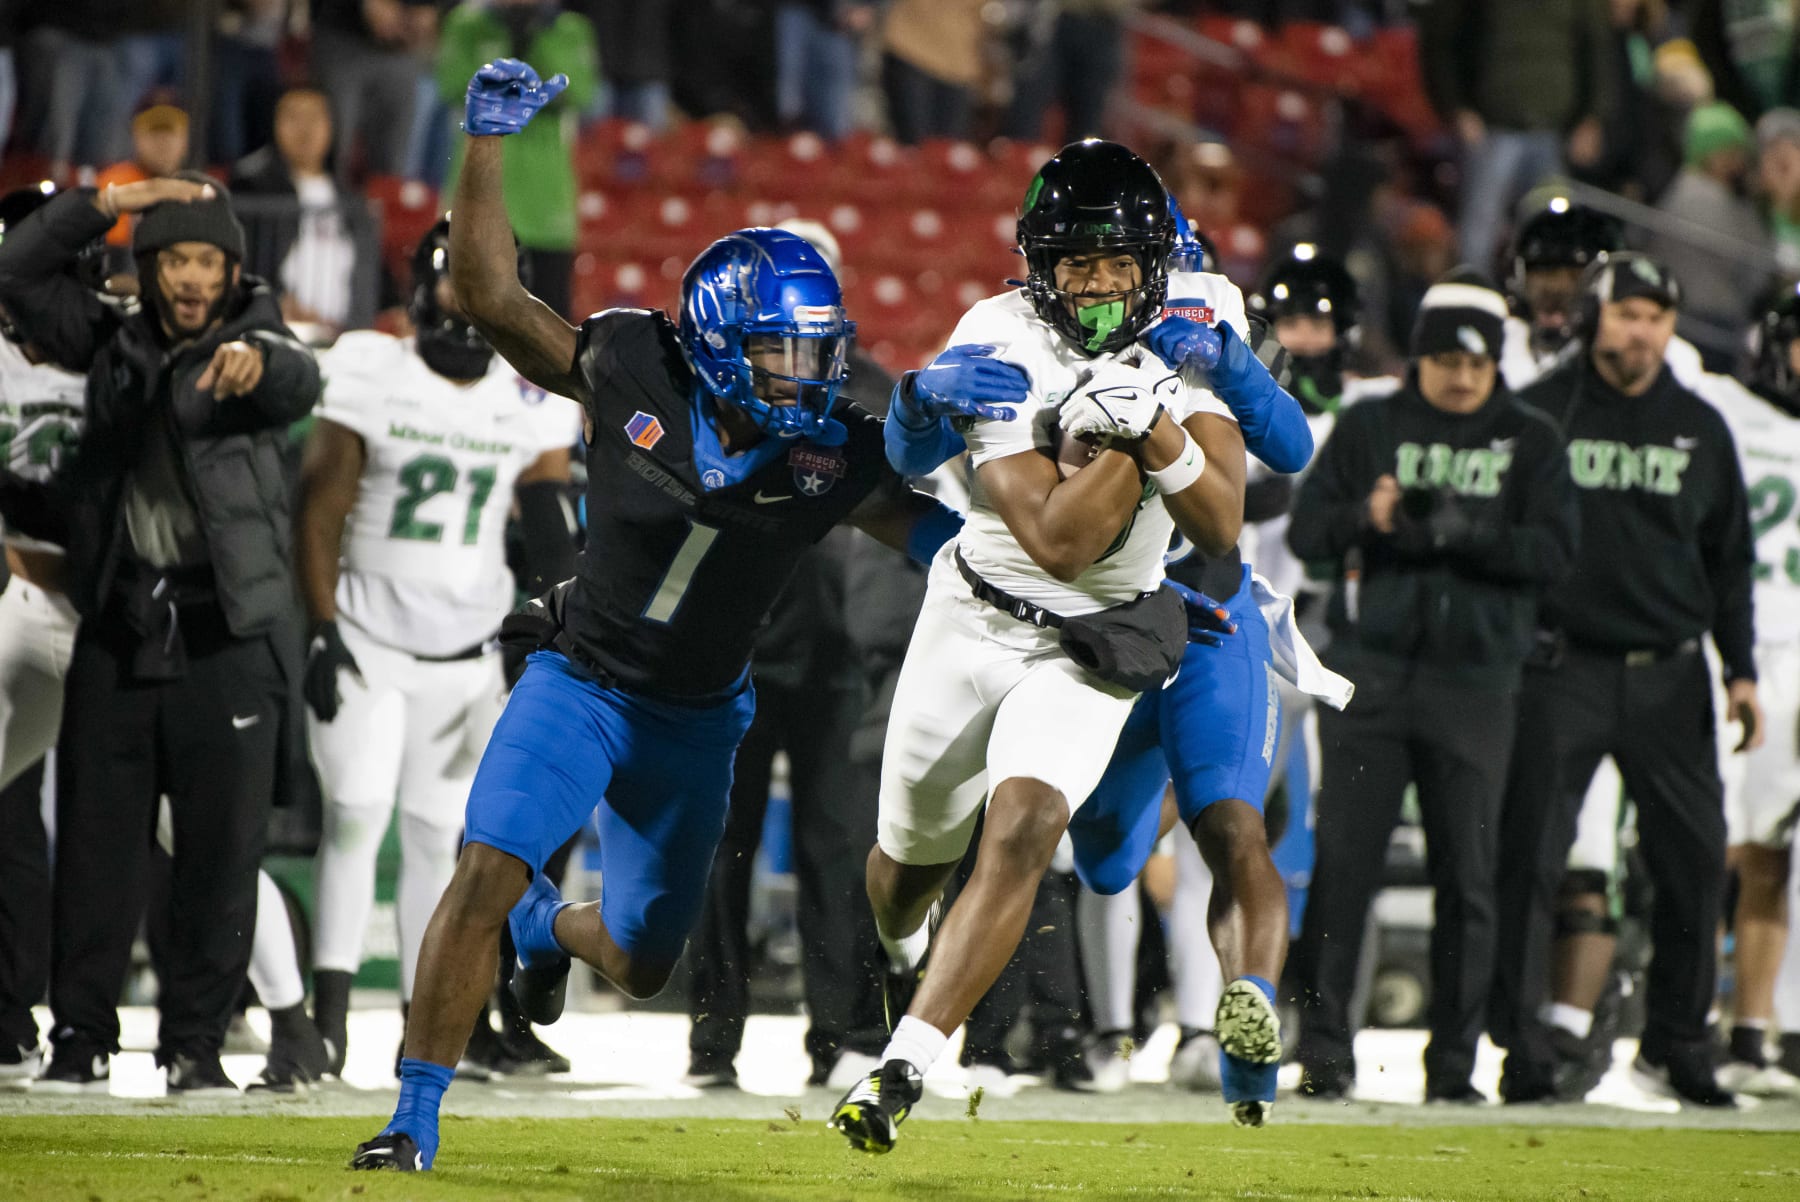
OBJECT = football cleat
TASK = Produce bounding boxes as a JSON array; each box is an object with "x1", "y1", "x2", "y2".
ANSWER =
[
  {"x1": 164, "y1": 1051, "x2": 239, "y2": 1097},
  {"x1": 880, "y1": 900, "x2": 942, "y2": 1032},
  {"x1": 507, "y1": 873, "x2": 572, "y2": 1026},
  {"x1": 830, "y1": 1059, "x2": 923, "y2": 1154},
  {"x1": 35, "y1": 1046, "x2": 109, "y2": 1093},
  {"x1": 350, "y1": 1131, "x2": 424, "y2": 1172},
  {"x1": 1168, "y1": 1029, "x2": 1222, "y2": 1093},
  {"x1": 0, "y1": 1043, "x2": 43, "y2": 1090},
  {"x1": 1216, "y1": 979, "x2": 1281, "y2": 1127}
]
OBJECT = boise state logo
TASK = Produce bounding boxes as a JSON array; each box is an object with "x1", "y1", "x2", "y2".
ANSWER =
[
  {"x1": 625, "y1": 411, "x2": 665, "y2": 450},
  {"x1": 702, "y1": 468, "x2": 727, "y2": 489},
  {"x1": 789, "y1": 446, "x2": 845, "y2": 496}
]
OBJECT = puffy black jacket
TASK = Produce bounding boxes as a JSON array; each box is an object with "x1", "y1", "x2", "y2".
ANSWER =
[{"x1": 0, "y1": 188, "x2": 320, "y2": 636}]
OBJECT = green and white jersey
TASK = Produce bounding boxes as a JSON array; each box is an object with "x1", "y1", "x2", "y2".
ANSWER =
[
  {"x1": 317, "y1": 331, "x2": 581, "y2": 657},
  {"x1": 946, "y1": 270, "x2": 1241, "y2": 616},
  {"x1": 0, "y1": 336, "x2": 86, "y2": 553},
  {"x1": 1701, "y1": 370, "x2": 1800, "y2": 646}
]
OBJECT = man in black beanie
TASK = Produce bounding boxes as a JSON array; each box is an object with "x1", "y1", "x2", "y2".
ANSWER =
[
  {"x1": 1492, "y1": 251, "x2": 1760, "y2": 1108},
  {"x1": 1287, "y1": 267, "x2": 1579, "y2": 1103},
  {"x1": 0, "y1": 173, "x2": 322, "y2": 1094}
]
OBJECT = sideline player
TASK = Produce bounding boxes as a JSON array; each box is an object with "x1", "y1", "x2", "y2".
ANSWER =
[
  {"x1": 0, "y1": 184, "x2": 88, "y2": 1085},
  {"x1": 349, "y1": 59, "x2": 967, "y2": 1172},
  {"x1": 1700, "y1": 287, "x2": 1800, "y2": 1096},
  {"x1": 300, "y1": 218, "x2": 579, "y2": 1078},
  {"x1": 833, "y1": 141, "x2": 1332, "y2": 1148}
]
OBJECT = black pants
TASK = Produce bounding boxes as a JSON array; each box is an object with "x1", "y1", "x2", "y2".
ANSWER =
[
  {"x1": 1491, "y1": 646, "x2": 1723, "y2": 1081},
  {"x1": 0, "y1": 759, "x2": 49, "y2": 1051},
  {"x1": 1295, "y1": 669, "x2": 1516, "y2": 1090},
  {"x1": 687, "y1": 680, "x2": 882, "y2": 1073},
  {"x1": 49, "y1": 611, "x2": 284, "y2": 1061}
]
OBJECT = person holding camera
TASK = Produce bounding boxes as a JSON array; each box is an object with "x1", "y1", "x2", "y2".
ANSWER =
[
  {"x1": 1491, "y1": 252, "x2": 1760, "y2": 1107},
  {"x1": 1287, "y1": 269, "x2": 1579, "y2": 1103}
]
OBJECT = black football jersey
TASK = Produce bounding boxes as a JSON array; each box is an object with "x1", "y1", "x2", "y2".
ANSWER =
[{"x1": 561, "y1": 309, "x2": 896, "y2": 700}]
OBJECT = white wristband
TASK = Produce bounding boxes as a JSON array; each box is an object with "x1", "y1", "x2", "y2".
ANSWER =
[{"x1": 1147, "y1": 430, "x2": 1206, "y2": 494}]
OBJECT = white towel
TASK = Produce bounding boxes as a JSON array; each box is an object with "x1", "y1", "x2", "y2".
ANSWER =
[{"x1": 1251, "y1": 571, "x2": 1354, "y2": 711}]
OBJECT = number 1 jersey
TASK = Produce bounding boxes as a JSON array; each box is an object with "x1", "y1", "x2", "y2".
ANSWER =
[
  {"x1": 317, "y1": 331, "x2": 581, "y2": 656},
  {"x1": 561, "y1": 308, "x2": 895, "y2": 701}
]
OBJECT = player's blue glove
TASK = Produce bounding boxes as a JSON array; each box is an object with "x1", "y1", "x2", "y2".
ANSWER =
[
  {"x1": 898, "y1": 343, "x2": 1028, "y2": 427},
  {"x1": 1146, "y1": 304, "x2": 1312, "y2": 474},
  {"x1": 464, "y1": 58, "x2": 570, "y2": 137},
  {"x1": 1144, "y1": 310, "x2": 1224, "y2": 374},
  {"x1": 1163, "y1": 580, "x2": 1237, "y2": 647}
]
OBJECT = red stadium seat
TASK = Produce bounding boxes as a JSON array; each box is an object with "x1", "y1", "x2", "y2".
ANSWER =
[{"x1": 364, "y1": 174, "x2": 440, "y2": 283}]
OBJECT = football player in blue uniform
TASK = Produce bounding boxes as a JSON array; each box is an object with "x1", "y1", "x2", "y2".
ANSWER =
[
  {"x1": 868, "y1": 143, "x2": 1345, "y2": 1137},
  {"x1": 349, "y1": 60, "x2": 985, "y2": 1171}
]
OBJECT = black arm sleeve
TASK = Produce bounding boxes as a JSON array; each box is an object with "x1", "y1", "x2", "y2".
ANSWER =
[
  {"x1": 0, "y1": 190, "x2": 114, "y2": 372},
  {"x1": 1288, "y1": 405, "x2": 1377, "y2": 563},
  {"x1": 516, "y1": 479, "x2": 578, "y2": 595},
  {"x1": 1702, "y1": 418, "x2": 1757, "y2": 682}
]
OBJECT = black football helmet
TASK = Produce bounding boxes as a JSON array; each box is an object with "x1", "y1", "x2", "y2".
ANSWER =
[
  {"x1": 1249, "y1": 247, "x2": 1359, "y2": 413},
  {"x1": 1750, "y1": 282, "x2": 1800, "y2": 416},
  {"x1": 409, "y1": 216, "x2": 526, "y2": 380},
  {"x1": 1508, "y1": 200, "x2": 1623, "y2": 299},
  {"x1": 1017, "y1": 140, "x2": 1176, "y2": 355}
]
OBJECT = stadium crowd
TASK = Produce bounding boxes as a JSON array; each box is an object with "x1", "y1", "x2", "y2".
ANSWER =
[{"x1": 0, "y1": 0, "x2": 1797, "y2": 1138}]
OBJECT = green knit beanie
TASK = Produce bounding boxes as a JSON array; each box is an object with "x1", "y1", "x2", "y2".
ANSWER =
[{"x1": 1685, "y1": 102, "x2": 1754, "y2": 167}]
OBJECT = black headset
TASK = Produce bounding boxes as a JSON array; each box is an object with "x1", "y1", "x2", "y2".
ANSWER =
[{"x1": 1570, "y1": 251, "x2": 1682, "y2": 345}]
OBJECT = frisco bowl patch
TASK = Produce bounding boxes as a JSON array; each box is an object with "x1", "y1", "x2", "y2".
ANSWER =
[{"x1": 789, "y1": 446, "x2": 846, "y2": 496}]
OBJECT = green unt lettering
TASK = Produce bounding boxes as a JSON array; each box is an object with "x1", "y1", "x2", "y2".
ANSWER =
[
  {"x1": 1566, "y1": 440, "x2": 1690, "y2": 495},
  {"x1": 1393, "y1": 442, "x2": 1512, "y2": 497}
]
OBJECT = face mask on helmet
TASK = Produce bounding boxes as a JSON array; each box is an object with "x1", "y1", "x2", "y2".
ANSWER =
[
  {"x1": 1250, "y1": 250, "x2": 1359, "y2": 412},
  {"x1": 1751, "y1": 290, "x2": 1800, "y2": 416},
  {"x1": 679, "y1": 229, "x2": 854, "y2": 440},
  {"x1": 409, "y1": 220, "x2": 504, "y2": 380},
  {"x1": 1018, "y1": 140, "x2": 1176, "y2": 356}
]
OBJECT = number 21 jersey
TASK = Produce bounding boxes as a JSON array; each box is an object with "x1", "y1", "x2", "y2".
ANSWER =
[{"x1": 317, "y1": 331, "x2": 581, "y2": 657}]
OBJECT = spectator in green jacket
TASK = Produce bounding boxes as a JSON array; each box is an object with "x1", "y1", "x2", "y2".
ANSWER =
[{"x1": 436, "y1": 0, "x2": 599, "y2": 319}]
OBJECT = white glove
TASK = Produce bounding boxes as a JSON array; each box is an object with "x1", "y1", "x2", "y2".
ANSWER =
[{"x1": 1058, "y1": 357, "x2": 1181, "y2": 446}]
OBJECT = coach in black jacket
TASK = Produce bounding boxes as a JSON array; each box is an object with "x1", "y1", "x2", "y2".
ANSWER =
[
  {"x1": 1492, "y1": 253, "x2": 1757, "y2": 1107},
  {"x1": 1287, "y1": 270, "x2": 1578, "y2": 1103},
  {"x1": 0, "y1": 175, "x2": 321, "y2": 1093}
]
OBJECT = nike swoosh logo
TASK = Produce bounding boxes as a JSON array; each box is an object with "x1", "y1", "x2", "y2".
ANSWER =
[
  {"x1": 231, "y1": 713, "x2": 261, "y2": 730},
  {"x1": 1673, "y1": 436, "x2": 1699, "y2": 450},
  {"x1": 753, "y1": 491, "x2": 792, "y2": 504}
]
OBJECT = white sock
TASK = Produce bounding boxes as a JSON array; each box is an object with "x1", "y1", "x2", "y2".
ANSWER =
[
  {"x1": 1544, "y1": 1002, "x2": 1593, "y2": 1040},
  {"x1": 881, "y1": 1015, "x2": 949, "y2": 1078},
  {"x1": 1077, "y1": 887, "x2": 1140, "y2": 1033},
  {"x1": 879, "y1": 914, "x2": 933, "y2": 973},
  {"x1": 1169, "y1": 832, "x2": 1223, "y2": 1030},
  {"x1": 248, "y1": 870, "x2": 306, "y2": 1011}
]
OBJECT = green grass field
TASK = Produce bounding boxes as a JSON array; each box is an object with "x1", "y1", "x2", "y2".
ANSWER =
[{"x1": 3, "y1": 1116, "x2": 1796, "y2": 1202}]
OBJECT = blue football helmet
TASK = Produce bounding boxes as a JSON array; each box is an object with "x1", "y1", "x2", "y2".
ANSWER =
[{"x1": 678, "y1": 228, "x2": 855, "y2": 440}]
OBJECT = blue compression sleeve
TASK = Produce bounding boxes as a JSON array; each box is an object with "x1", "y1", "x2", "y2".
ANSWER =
[
  {"x1": 1208, "y1": 325, "x2": 1313, "y2": 473},
  {"x1": 885, "y1": 374, "x2": 968, "y2": 477}
]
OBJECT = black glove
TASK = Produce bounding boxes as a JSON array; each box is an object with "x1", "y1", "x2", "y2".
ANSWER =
[{"x1": 304, "y1": 620, "x2": 362, "y2": 723}]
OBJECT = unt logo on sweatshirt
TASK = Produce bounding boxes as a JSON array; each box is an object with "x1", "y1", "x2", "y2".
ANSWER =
[
  {"x1": 1566, "y1": 440, "x2": 1691, "y2": 495},
  {"x1": 1395, "y1": 442, "x2": 1512, "y2": 497}
]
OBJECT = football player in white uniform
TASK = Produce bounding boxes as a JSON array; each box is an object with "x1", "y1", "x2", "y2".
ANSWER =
[
  {"x1": 1700, "y1": 288, "x2": 1800, "y2": 1096},
  {"x1": 299, "y1": 219, "x2": 579, "y2": 1079},
  {"x1": 0, "y1": 184, "x2": 88, "y2": 1085},
  {"x1": 832, "y1": 141, "x2": 1316, "y2": 1149}
]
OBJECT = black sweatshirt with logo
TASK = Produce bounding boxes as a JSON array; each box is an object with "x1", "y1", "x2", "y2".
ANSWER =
[
  {"x1": 1288, "y1": 376, "x2": 1579, "y2": 690},
  {"x1": 1518, "y1": 357, "x2": 1757, "y2": 681}
]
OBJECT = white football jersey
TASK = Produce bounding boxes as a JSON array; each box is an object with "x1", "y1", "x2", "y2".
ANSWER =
[
  {"x1": 946, "y1": 271, "x2": 1243, "y2": 615},
  {"x1": 1502, "y1": 314, "x2": 1707, "y2": 392},
  {"x1": 0, "y1": 336, "x2": 86, "y2": 552},
  {"x1": 1698, "y1": 371, "x2": 1800, "y2": 645},
  {"x1": 317, "y1": 331, "x2": 581, "y2": 657}
]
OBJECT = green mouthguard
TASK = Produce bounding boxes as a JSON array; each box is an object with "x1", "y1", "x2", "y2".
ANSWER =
[{"x1": 1079, "y1": 300, "x2": 1125, "y2": 350}]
